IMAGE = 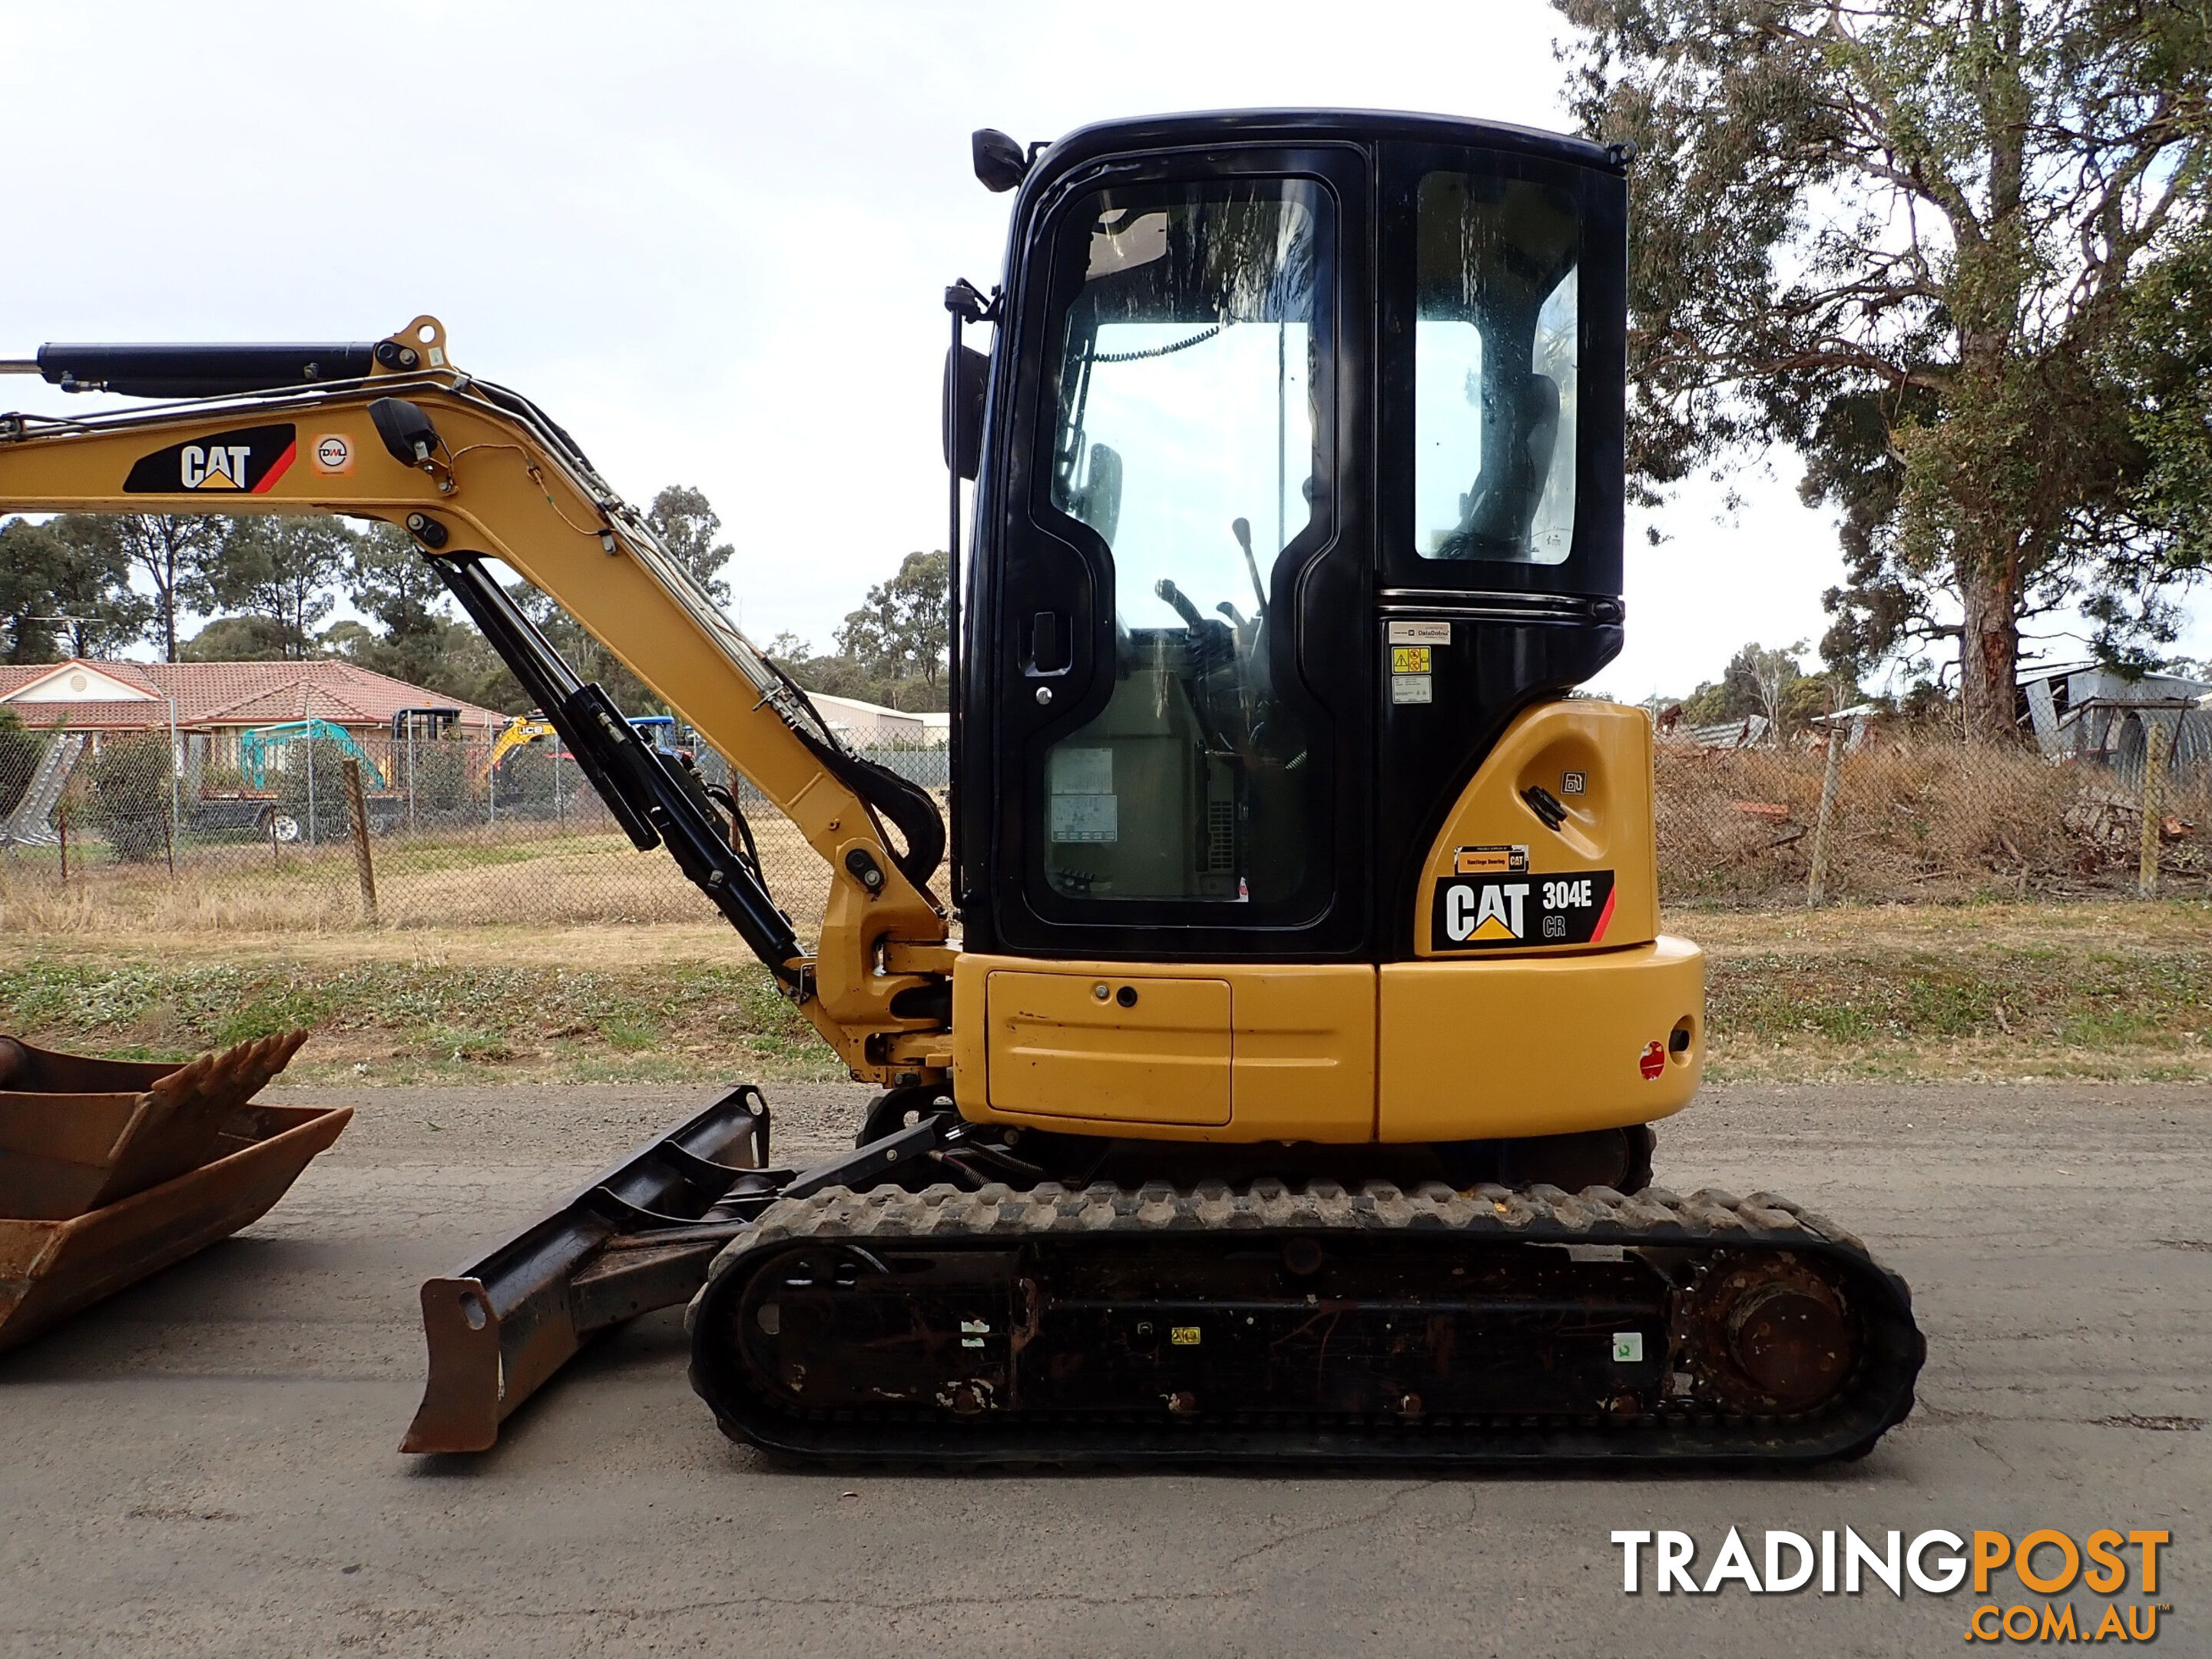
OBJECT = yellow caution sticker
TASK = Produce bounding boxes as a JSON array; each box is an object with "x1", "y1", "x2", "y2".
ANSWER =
[
  {"x1": 1391, "y1": 645, "x2": 1432, "y2": 674},
  {"x1": 1455, "y1": 844, "x2": 1529, "y2": 876},
  {"x1": 1171, "y1": 1326, "x2": 1201, "y2": 1346}
]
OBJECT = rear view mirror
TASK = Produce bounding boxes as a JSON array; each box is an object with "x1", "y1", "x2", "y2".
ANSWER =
[
  {"x1": 943, "y1": 343, "x2": 988, "y2": 480},
  {"x1": 972, "y1": 128, "x2": 1029, "y2": 193},
  {"x1": 1069, "y1": 443, "x2": 1122, "y2": 546}
]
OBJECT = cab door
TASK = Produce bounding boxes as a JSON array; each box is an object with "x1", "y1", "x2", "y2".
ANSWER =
[{"x1": 979, "y1": 144, "x2": 1373, "y2": 965}]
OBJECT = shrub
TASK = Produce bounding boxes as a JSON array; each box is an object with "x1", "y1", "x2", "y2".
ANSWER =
[
  {"x1": 0, "y1": 710, "x2": 40, "y2": 822},
  {"x1": 273, "y1": 737, "x2": 367, "y2": 844},
  {"x1": 86, "y1": 733, "x2": 174, "y2": 863}
]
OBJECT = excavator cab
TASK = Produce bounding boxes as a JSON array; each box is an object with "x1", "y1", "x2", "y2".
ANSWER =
[
  {"x1": 944, "y1": 114, "x2": 1692, "y2": 1151},
  {"x1": 963, "y1": 114, "x2": 1624, "y2": 956}
]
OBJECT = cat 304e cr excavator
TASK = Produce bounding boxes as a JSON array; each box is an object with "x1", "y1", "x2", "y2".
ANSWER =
[{"x1": 0, "y1": 110, "x2": 1923, "y2": 1465}]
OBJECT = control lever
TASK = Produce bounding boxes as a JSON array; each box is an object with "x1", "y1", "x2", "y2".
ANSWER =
[
  {"x1": 1154, "y1": 578, "x2": 1206, "y2": 631},
  {"x1": 1230, "y1": 517, "x2": 1267, "y2": 615},
  {"x1": 1154, "y1": 579, "x2": 1234, "y2": 674}
]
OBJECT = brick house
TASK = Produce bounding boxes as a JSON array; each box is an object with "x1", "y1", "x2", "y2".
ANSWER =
[{"x1": 0, "y1": 659, "x2": 506, "y2": 794}]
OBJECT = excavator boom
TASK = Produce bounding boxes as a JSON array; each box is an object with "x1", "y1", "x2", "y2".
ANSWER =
[{"x1": 0, "y1": 318, "x2": 952, "y2": 1081}]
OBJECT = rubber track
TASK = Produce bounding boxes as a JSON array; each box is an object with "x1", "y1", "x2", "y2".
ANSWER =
[{"x1": 688, "y1": 1176, "x2": 1925, "y2": 1467}]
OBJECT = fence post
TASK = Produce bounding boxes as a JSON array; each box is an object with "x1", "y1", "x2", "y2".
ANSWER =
[
  {"x1": 1805, "y1": 714, "x2": 1851, "y2": 907},
  {"x1": 162, "y1": 801, "x2": 175, "y2": 879},
  {"x1": 303, "y1": 708, "x2": 318, "y2": 849},
  {"x1": 2138, "y1": 716, "x2": 2171, "y2": 899},
  {"x1": 57, "y1": 800, "x2": 69, "y2": 886},
  {"x1": 343, "y1": 758, "x2": 379, "y2": 925}
]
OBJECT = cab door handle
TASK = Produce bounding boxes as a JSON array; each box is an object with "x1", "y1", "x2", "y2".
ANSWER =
[{"x1": 1027, "y1": 610, "x2": 1070, "y2": 675}]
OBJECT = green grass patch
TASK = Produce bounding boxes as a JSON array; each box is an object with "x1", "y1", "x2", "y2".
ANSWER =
[
  {"x1": 5, "y1": 919, "x2": 2207, "y2": 1087},
  {"x1": 0, "y1": 954, "x2": 841, "y2": 1084},
  {"x1": 1706, "y1": 942, "x2": 2212, "y2": 1078}
]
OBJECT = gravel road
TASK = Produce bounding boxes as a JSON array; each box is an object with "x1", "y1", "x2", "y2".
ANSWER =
[{"x1": 2, "y1": 1081, "x2": 2206, "y2": 1657}]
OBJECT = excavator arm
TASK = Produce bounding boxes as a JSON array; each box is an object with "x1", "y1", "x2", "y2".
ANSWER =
[{"x1": 0, "y1": 317, "x2": 953, "y2": 1084}]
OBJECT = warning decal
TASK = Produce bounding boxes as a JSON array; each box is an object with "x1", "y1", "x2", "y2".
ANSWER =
[
  {"x1": 1453, "y1": 844, "x2": 1529, "y2": 876},
  {"x1": 123, "y1": 424, "x2": 298, "y2": 495},
  {"x1": 1432, "y1": 869, "x2": 1617, "y2": 949}
]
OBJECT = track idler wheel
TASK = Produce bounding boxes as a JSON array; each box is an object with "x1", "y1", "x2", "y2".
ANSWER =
[{"x1": 1685, "y1": 1253, "x2": 1856, "y2": 1414}]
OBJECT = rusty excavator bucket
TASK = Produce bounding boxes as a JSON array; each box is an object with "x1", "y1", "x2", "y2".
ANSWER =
[{"x1": 0, "y1": 1032, "x2": 349, "y2": 1354}]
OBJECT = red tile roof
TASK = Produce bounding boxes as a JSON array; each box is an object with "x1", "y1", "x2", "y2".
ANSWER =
[{"x1": 0, "y1": 660, "x2": 507, "y2": 732}]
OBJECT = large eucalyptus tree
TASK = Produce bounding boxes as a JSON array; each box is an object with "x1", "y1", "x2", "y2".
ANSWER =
[{"x1": 1558, "y1": 0, "x2": 2210, "y2": 734}]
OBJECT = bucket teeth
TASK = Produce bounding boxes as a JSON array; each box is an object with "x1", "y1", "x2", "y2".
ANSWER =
[{"x1": 146, "y1": 1030, "x2": 308, "y2": 1118}]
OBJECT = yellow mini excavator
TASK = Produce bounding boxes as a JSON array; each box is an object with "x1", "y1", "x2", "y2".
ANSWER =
[{"x1": 0, "y1": 110, "x2": 1922, "y2": 1465}]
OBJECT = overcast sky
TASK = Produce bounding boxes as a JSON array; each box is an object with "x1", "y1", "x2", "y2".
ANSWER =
[{"x1": 3, "y1": 1, "x2": 2200, "y2": 699}]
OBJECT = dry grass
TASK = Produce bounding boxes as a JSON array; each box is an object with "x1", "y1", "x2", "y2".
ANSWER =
[{"x1": 0, "y1": 815, "x2": 834, "y2": 939}]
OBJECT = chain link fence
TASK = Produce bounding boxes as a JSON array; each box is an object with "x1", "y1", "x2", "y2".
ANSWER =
[
  {"x1": 1655, "y1": 714, "x2": 2210, "y2": 906},
  {"x1": 0, "y1": 726, "x2": 944, "y2": 940},
  {"x1": 0, "y1": 714, "x2": 2204, "y2": 938}
]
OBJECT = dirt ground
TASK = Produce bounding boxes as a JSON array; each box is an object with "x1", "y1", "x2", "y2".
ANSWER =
[{"x1": 1, "y1": 1078, "x2": 2204, "y2": 1657}]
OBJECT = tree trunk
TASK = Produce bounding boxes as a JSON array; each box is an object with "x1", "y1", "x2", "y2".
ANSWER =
[
  {"x1": 1956, "y1": 548, "x2": 2019, "y2": 744},
  {"x1": 1952, "y1": 13, "x2": 2029, "y2": 748}
]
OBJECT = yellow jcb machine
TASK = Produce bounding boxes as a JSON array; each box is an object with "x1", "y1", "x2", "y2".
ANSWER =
[{"x1": 0, "y1": 111, "x2": 1922, "y2": 1464}]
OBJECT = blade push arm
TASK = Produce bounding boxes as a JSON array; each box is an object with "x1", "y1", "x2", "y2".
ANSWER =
[{"x1": 0, "y1": 317, "x2": 951, "y2": 1083}]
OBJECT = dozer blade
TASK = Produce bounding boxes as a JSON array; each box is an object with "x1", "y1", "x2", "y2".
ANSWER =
[
  {"x1": 401, "y1": 1086, "x2": 775, "y2": 1455},
  {"x1": 0, "y1": 1031, "x2": 348, "y2": 1354}
]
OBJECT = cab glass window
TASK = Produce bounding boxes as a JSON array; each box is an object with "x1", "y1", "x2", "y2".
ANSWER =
[
  {"x1": 1413, "y1": 171, "x2": 1579, "y2": 563},
  {"x1": 1038, "y1": 177, "x2": 1333, "y2": 905}
]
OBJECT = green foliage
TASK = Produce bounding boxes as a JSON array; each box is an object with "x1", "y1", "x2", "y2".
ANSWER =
[
  {"x1": 68, "y1": 514, "x2": 220, "y2": 662},
  {"x1": 0, "y1": 516, "x2": 148, "y2": 662},
  {"x1": 766, "y1": 550, "x2": 954, "y2": 710},
  {"x1": 345, "y1": 521, "x2": 447, "y2": 635},
  {"x1": 770, "y1": 644, "x2": 951, "y2": 713},
  {"x1": 2102, "y1": 230, "x2": 2212, "y2": 666},
  {"x1": 393, "y1": 738, "x2": 475, "y2": 819},
  {"x1": 1558, "y1": 0, "x2": 2212, "y2": 736},
  {"x1": 514, "y1": 578, "x2": 665, "y2": 717},
  {"x1": 85, "y1": 733, "x2": 173, "y2": 863},
  {"x1": 272, "y1": 737, "x2": 366, "y2": 844},
  {"x1": 182, "y1": 614, "x2": 296, "y2": 661},
  {"x1": 645, "y1": 485, "x2": 736, "y2": 606},
  {"x1": 1677, "y1": 640, "x2": 1842, "y2": 738},
  {"x1": 0, "y1": 709, "x2": 38, "y2": 820},
  {"x1": 0, "y1": 520, "x2": 70, "y2": 664},
  {"x1": 207, "y1": 516, "x2": 351, "y2": 657},
  {"x1": 333, "y1": 522, "x2": 529, "y2": 710},
  {"x1": 835, "y1": 549, "x2": 949, "y2": 687}
]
